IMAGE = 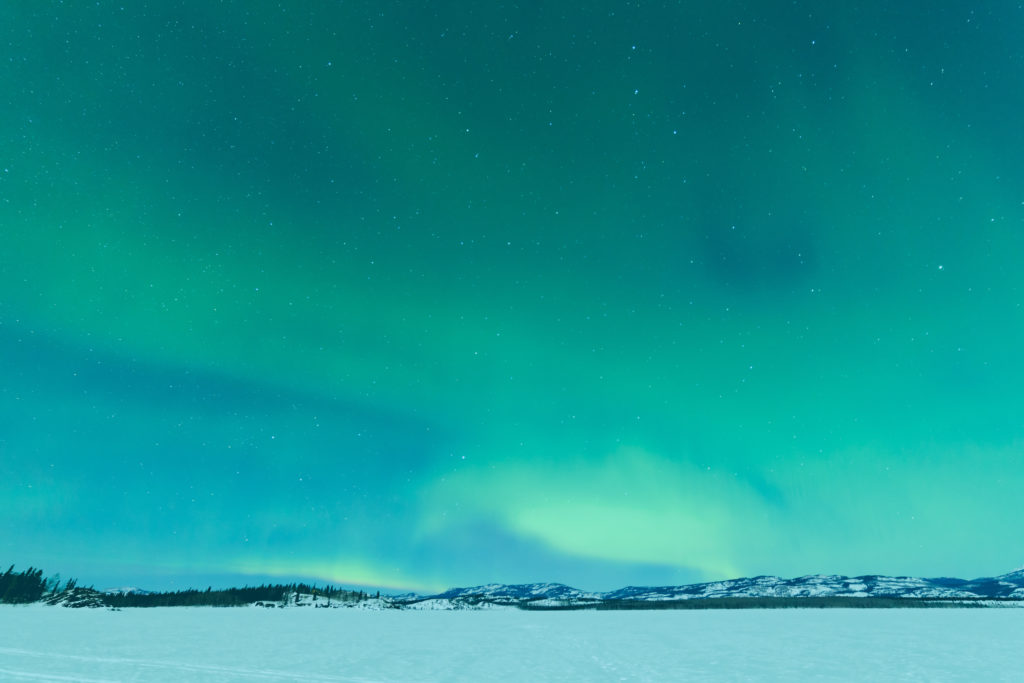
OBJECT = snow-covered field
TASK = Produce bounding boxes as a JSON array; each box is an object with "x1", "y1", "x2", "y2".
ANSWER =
[{"x1": 2, "y1": 605, "x2": 1023, "y2": 681}]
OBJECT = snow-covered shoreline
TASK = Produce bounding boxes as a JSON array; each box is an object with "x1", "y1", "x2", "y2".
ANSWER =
[{"x1": 26, "y1": 566, "x2": 1024, "y2": 612}]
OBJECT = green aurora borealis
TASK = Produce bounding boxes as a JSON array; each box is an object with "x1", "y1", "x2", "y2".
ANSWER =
[{"x1": 3, "y1": 2, "x2": 1023, "y2": 591}]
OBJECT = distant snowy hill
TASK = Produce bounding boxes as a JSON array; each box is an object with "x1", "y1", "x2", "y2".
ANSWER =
[
  {"x1": 997, "y1": 567, "x2": 1024, "y2": 583},
  {"x1": 102, "y1": 587, "x2": 154, "y2": 596},
  {"x1": 600, "y1": 572, "x2": 1024, "y2": 601},
  {"x1": 431, "y1": 583, "x2": 603, "y2": 604},
  {"x1": 36, "y1": 569, "x2": 1024, "y2": 609},
  {"x1": 396, "y1": 570, "x2": 1024, "y2": 609}
]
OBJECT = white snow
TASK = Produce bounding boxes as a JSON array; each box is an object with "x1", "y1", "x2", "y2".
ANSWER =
[
  {"x1": 400, "y1": 598, "x2": 516, "y2": 611},
  {"x1": 2, "y1": 604, "x2": 1023, "y2": 681}
]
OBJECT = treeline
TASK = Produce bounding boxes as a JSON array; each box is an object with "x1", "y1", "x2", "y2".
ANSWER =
[
  {"x1": 105, "y1": 583, "x2": 372, "y2": 608},
  {"x1": 1, "y1": 563, "x2": 376, "y2": 608},
  {"x1": 519, "y1": 596, "x2": 997, "y2": 610},
  {"x1": 1, "y1": 565, "x2": 77, "y2": 604}
]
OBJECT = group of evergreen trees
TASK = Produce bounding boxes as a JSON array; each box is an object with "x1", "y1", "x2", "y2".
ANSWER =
[
  {"x1": 1, "y1": 565, "x2": 75, "y2": 604},
  {"x1": 105, "y1": 582, "x2": 372, "y2": 608},
  {"x1": 1, "y1": 563, "x2": 373, "y2": 608}
]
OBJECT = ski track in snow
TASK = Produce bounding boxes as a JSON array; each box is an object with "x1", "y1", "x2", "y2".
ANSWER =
[
  {"x1": 0, "y1": 667, "x2": 119, "y2": 683},
  {"x1": 2, "y1": 605, "x2": 1023, "y2": 681},
  {"x1": 0, "y1": 647, "x2": 370, "y2": 683}
]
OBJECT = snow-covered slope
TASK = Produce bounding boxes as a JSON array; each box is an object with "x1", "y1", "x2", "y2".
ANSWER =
[
  {"x1": 39, "y1": 569, "x2": 1024, "y2": 609},
  {"x1": 102, "y1": 587, "x2": 154, "y2": 596},
  {"x1": 43, "y1": 587, "x2": 108, "y2": 608},
  {"x1": 429, "y1": 583, "x2": 603, "y2": 605},
  {"x1": 605, "y1": 575, "x2": 974, "y2": 601},
  {"x1": 406, "y1": 569, "x2": 1024, "y2": 608}
]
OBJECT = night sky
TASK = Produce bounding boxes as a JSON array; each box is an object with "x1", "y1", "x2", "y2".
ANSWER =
[{"x1": 3, "y1": 2, "x2": 1023, "y2": 592}]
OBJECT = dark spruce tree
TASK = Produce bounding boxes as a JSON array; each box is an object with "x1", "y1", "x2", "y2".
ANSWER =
[{"x1": 0, "y1": 565, "x2": 49, "y2": 604}]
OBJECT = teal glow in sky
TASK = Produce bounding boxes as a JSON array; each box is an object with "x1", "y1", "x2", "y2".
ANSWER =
[{"x1": 3, "y1": 2, "x2": 1023, "y2": 592}]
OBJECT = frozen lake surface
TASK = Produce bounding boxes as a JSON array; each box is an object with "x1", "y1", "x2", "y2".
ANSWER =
[{"x1": 2, "y1": 605, "x2": 1023, "y2": 681}]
